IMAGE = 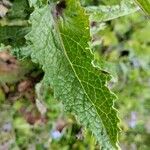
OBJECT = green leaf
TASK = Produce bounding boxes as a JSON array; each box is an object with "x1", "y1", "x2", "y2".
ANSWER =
[
  {"x1": 0, "y1": 26, "x2": 29, "y2": 46},
  {"x1": 100, "y1": 0, "x2": 122, "y2": 5},
  {"x1": 81, "y1": 0, "x2": 122, "y2": 6},
  {"x1": 7, "y1": 0, "x2": 31, "y2": 19},
  {"x1": 28, "y1": 0, "x2": 48, "y2": 7},
  {"x1": 134, "y1": 0, "x2": 150, "y2": 15},
  {"x1": 26, "y1": 0, "x2": 120, "y2": 149},
  {"x1": 86, "y1": 0, "x2": 139, "y2": 22}
]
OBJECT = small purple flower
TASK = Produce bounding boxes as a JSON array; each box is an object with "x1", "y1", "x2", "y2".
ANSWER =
[
  {"x1": 50, "y1": 130, "x2": 62, "y2": 139},
  {"x1": 129, "y1": 112, "x2": 137, "y2": 128}
]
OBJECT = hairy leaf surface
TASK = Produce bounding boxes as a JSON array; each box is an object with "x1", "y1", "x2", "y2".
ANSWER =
[
  {"x1": 28, "y1": 0, "x2": 48, "y2": 7},
  {"x1": 86, "y1": 0, "x2": 139, "y2": 22},
  {"x1": 26, "y1": 0, "x2": 119, "y2": 149}
]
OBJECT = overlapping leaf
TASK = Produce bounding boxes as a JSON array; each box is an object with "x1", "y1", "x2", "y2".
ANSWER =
[
  {"x1": 0, "y1": 26, "x2": 29, "y2": 46},
  {"x1": 86, "y1": 0, "x2": 139, "y2": 22},
  {"x1": 0, "y1": 0, "x2": 31, "y2": 47},
  {"x1": 7, "y1": 0, "x2": 31, "y2": 19},
  {"x1": 28, "y1": 0, "x2": 48, "y2": 7},
  {"x1": 135, "y1": 0, "x2": 150, "y2": 15},
  {"x1": 26, "y1": 0, "x2": 120, "y2": 149}
]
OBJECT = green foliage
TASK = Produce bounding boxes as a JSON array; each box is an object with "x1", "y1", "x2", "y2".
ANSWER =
[
  {"x1": 25, "y1": 1, "x2": 119, "y2": 149},
  {"x1": 135, "y1": 0, "x2": 150, "y2": 15},
  {"x1": 81, "y1": 0, "x2": 122, "y2": 6},
  {"x1": 7, "y1": 0, "x2": 31, "y2": 19},
  {"x1": 0, "y1": 0, "x2": 150, "y2": 149},
  {"x1": 0, "y1": 0, "x2": 30, "y2": 47},
  {"x1": 86, "y1": 0, "x2": 139, "y2": 22},
  {"x1": 91, "y1": 12, "x2": 150, "y2": 149},
  {"x1": 0, "y1": 26, "x2": 29, "y2": 47},
  {"x1": 29, "y1": 0, "x2": 48, "y2": 7}
]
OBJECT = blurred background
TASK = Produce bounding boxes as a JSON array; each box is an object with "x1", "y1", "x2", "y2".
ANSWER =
[{"x1": 0, "y1": 0, "x2": 150, "y2": 150}]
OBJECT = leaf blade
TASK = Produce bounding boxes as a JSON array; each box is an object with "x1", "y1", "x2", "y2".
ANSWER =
[
  {"x1": 26, "y1": 0, "x2": 120, "y2": 149},
  {"x1": 86, "y1": 0, "x2": 139, "y2": 22},
  {"x1": 134, "y1": 0, "x2": 150, "y2": 15}
]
